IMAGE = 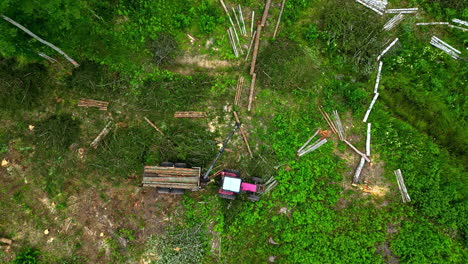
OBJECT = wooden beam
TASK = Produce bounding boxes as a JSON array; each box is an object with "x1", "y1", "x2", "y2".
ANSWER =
[
  {"x1": 144, "y1": 117, "x2": 165, "y2": 136},
  {"x1": 174, "y1": 112, "x2": 207, "y2": 118},
  {"x1": 90, "y1": 121, "x2": 112, "y2": 149}
]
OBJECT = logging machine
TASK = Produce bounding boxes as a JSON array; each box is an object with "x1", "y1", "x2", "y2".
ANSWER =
[{"x1": 141, "y1": 122, "x2": 264, "y2": 201}]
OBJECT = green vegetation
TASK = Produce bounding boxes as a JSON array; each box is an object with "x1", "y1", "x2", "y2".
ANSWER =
[{"x1": 0, "y1": 0, "x2": 466, "y2": 263}]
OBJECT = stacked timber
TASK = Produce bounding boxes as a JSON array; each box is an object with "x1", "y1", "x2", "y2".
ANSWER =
[
  {"x1": 174, "y1": 112, "x2": 207, "y2": 118},
  {"x1": 142, "y1": 166, "x2": 201, "y2": 190},
  {"x1": 355, "y1": 0, "x2": 387, "y2": 15},
  {"x1": 78, "y1": 98, "x2": 109, "y2": 111},
  {"x1": 394, "y1": 169, "x2": 411, "y2": 203}
]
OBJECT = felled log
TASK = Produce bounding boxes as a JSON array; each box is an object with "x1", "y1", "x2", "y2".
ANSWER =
[
  {"x1": 2, "y1": 15, "x2": 79, "y2": 67},
  {"x1": 332, "y1": 110, "x2": 345, "y2": 141},
  {"x1": 385, "y1": 8, "x2": 418, "y2": 14},
  {"x1": 452, "y1": 18, "x2": 468, "y2": 27},
  {"x1": 377, "y1": 38, "x2": 399, "y2": 61},
  {"x1": 352, "y1": 157, "x2": 366, "y2": 185},
  {"x1": 394, "y1": 169, "x2": 411, "y2": 203},
  {"x1": 245, "y1": 30, "x2": 257, "y2": 61},
  {"x1": 90, "y1": 121, "x2": 112, "y2": 149},
  {"x1": 297, "y1": 129, "x2": 320, "y2": 154},
  {"x1": 143, "y1": 117, "x2": 165, "y2": 136},
  {"x1": 363, "y1": 93, "x2": 379, "y2": 122},
  {"x1": 448, "y1": 24, "x2": 468, "y2": 32},
  {"x1": 416, "y1": 22, "x2": 449, "y2": 26},
  {"x1": 250, "y1": 23, "x2": 262, "y2": 75},
  {"x1": 298, "y1": 138, "x2": 327, "y2": 157},
  {"x1": 260, "y1": 0, "x2": 272, "y2": 27},
  {"x1": 355, "y1": 0, "x2": 385, "y2": 15},
  {"x1": 430, "y1": 36, "x2": 461, "y2": 60},
  {"x1": 318, "y1": 106, "x2": 338, "y2": 134},
  {"x1": 273, "y1": 0, "x2": 287, "y2": 38},
  {"x1": 227, "y1": 28, "x2": 238, "y2": 57},
  {"x1": 78, "y1": 98, "x2": 109, "y2": 111},
  {"x1": 374, "y1": 61, "x2": 383, "y2": 93},
  {"x1": 251, "y1": 11, "x2": 255, "y2": 37},
  {"x1": 174, "y1": 112, "x2": 207, "y2": 118},
  {"x1": 219, "y1": 0, "x2": 236, "y2": 29},
  {"x1": 383, "y1": 13, "x2": 404, "y2": 31},
  {"x1": 238, "y1": 5, "x2": 247, "y2": 35},
  {"x1": 366, "y1": 123, "x2": 371, "y2": 156},
  {"x1": 233, "y1": 111, "x2": 253, "y2": 157},
  {"x1": 38, "y1": 52, "x2": 57, "y2": 63},
  {"x1": 232, "y1": 7, "x2": 243, "y2": 35},
  {"x1": 247, "y1": 73, "x2": 257, "y2": 111},
  {"x1": 344, "y1": 140, "x2": 371, "y2": 162}
]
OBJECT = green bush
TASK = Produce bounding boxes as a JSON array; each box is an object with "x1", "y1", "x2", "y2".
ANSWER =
[{"x1": 12, "y1": 247, "x2": 40, "y2": 264}]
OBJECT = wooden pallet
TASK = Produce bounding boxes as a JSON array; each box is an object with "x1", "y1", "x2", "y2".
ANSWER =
[
  {"x1": 174, "y1": 111, "x2": 207, "y2": 118},
  {"x1": 78, "y1": 98, "x2": 109, "y2": 111}
]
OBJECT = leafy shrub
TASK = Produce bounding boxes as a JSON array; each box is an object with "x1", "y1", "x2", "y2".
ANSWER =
[
  {"x1": 256, "y1": 38, "x2": 318, "y2": 92},
  {"x1": 391, "y1": 220, "x2": 463, "y2": 263},
  {"x1": 149, "y1": 33, "x2": 179, "y2": 66},
  {"x1": 12, "y1": 247, "x2": 40, "y2": 264},
  {"x1": 317, "y1": 0, "x2": 385, "y2": 71}
]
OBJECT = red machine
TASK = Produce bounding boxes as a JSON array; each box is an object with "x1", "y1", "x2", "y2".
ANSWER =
[{"x1": 217, "y1": 169, "x2": 264, "y2": 201}]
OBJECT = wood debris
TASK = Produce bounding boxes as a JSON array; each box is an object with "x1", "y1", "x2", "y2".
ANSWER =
[
  {"x1": 318, "y1": 106, "x2": 338, "y2": 134},
  {"x1": 430, "y1": 36, "x2": 461, "y2": 60},
  {"x1": 2, "y1": 15, "x2": 79, "y2": 67},
  {"x1": 247, "y1": 73, "x2": 257, "y2": 111},
  {"x1": 297, "y1": 129, "x2": 328, "y2": 157},
  {"x1": 383, "y1": 13, "x2": 404, "y2": 31},
  {"x1": 385, "y1": 8, "x2": 418, "y2": 14},
  {"x1": 174, "y1": 112, "x2": 207, "y2": 118},
  {"x1": 332, "y1": 110, "x2": 345, "y2": 141},
  {"x1": 273, "y1": 0, "x2": 287, "y2": 39},
  {"x1": 233, "y1": 111, "x2": 253, "y2": 157},
  {"x1": 355, "y1": 0, "x2": 387, "y2": 16},
  {"x1": 263, "y1": 176, "x2": 278, "y2": 194},
  {"x1": 143, "y1": 117, "x2": 165, "y2": 136},
  {"x1": 90, "y1": 121, "x2": 112, "y2": 149},
  {"x1": 394, "y1": 169, "x2": 411, "y2": 203},
  {"x1": 234, "y1": 76, "x2": 245, "y2": 106},
  {"x1": 78, "y1": 98, "x2": 109, "y2": 111},
  {"x1": 363, "y1": 93, "x2": 379, "y2": 122},
  {"x1": 377, "y1": 38, "x2": 399, "y2": 61}
]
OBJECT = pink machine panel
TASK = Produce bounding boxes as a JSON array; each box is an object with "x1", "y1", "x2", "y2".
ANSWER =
[{"x1": 240, "y1": 182, "x2": 257, "y2": 192}]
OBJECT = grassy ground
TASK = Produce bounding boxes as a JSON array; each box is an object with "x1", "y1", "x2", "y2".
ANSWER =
[{"x1": 1, "y1": 0, "x2": 467, "y2": 263}]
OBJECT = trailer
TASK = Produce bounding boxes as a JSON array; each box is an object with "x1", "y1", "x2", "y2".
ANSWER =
[{"x1": 142, "y1": 162, "x2": 201, "y2": 194}]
